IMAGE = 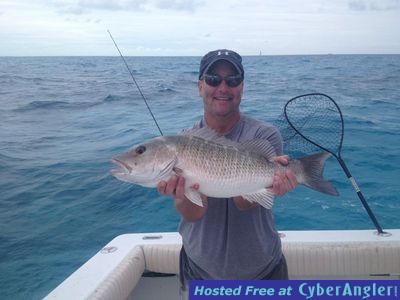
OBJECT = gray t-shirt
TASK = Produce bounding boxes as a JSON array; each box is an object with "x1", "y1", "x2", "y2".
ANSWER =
[{"x1": 179, "y1": 114, "x2": 284, "y2": 280}]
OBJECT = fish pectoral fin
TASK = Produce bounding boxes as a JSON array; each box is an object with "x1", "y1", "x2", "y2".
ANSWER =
[
  {"x1": 184, "y1": 189, "x2": 204, "y2": 207},
  {"x1": 242, "y1": 189, "x2": 275, "y2": 209},
  {"x1": 153, "y1": 158, "x2": 177, "y2": 182},
  {"x1": 173, "y1": 167, "x2": 183, "y2": 175}
]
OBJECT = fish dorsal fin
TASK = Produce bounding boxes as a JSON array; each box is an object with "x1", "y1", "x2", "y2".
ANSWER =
[
  {"x1": 180, "y1": 126, "x2": 221, "y2": 140},
  {"x1": 179, "y1": 127, "x2": 239, "y2": 148},
  {"x1": 180, "y1": 127, "x2": 277, "y2": 159},
  {"x1": 240, "y1": 139, "x2": 276, "y2": 160}
]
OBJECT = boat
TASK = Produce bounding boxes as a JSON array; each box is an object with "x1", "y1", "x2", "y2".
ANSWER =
[{"x1": 45, "y1": 229, "x2": 400, "y2": 299}]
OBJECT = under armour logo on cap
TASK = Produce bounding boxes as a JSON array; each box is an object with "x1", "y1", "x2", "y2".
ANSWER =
[
  {"x1": 199, "y1": 49, "x2": 244, "y2": 79},
  {"x1": 217, "y1": 51, "x2": 230, "y2": 56}
]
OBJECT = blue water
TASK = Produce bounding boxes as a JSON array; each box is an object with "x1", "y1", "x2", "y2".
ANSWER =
[{"x1": 1, "y1": 55, "x2": 399, "y2": 299}]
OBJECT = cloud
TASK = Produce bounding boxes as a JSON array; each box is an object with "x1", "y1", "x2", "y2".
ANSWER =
[
  {"x1": 56, "y1": 0, "x2": 145, "y2": 14},
  {"x1": 348, "y1": 0, "x2": 400, "y2": 11},
  {"x1": 155, "y1": 0, "x2": 203, "y2": 12},
  {"x1": 1, "y1": 0, "x2": 399, "y2": 55},
  {"x1": 51, "y1": 0, "x2": 203, "y2": 14},
  {"x1": 348, "y1": 0, "x2": 367, "y2": 10}
]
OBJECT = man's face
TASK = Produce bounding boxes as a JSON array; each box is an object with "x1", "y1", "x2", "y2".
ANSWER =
[{"x1": 198, "y1": 60, "x2": 244, "y2": 119}]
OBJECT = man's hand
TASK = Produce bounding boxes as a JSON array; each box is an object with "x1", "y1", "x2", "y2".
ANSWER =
[
  {"x1": 270, "y1": 155, "x2": 298, "y2": 196},
  {"x1": 157, "y1": 175, "x2": 188, "y2": 199},
  {"x1": 157, "y1": 176, "x2": 207, "y2": 222}
]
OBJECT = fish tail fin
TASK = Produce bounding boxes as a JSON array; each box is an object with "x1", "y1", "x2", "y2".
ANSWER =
[{"x1": 296, "y1": 152, "x2": 339, "y2": 196}]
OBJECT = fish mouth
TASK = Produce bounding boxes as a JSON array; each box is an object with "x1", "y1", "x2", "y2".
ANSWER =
[{"x1": 111, "y1": 157, "x2": 132, "y2": 175}]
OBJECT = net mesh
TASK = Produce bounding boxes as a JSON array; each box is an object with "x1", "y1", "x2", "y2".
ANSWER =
[{"x1": 274, "y1": 94, "x2": 343, "y2": 157}]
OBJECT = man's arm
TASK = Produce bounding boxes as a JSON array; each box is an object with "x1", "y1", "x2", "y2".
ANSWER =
[{"x1": 157, "y1": 175, "x2": 207, "y2": 222}]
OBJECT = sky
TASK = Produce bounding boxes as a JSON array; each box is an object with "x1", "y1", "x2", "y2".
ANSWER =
[{"x1": 0, "y1": 0, "x2": 399, "y2": 56}]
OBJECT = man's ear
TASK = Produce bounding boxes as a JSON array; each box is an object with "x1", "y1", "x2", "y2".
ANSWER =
[{"x1": 198, "y1": 80, "x2": 203, "y2": 97}]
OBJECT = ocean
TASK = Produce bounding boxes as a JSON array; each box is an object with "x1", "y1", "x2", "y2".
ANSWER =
[{"x1": 0, "y1": 55, "x2": 399, "y2": 299}]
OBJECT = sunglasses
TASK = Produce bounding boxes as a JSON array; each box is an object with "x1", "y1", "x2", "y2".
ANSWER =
[{"x1": 203, "y1": 74, "x2": 243, "y2": 87}]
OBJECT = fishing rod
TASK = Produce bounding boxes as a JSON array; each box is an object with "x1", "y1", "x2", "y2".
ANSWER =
[{"x1": 107, "y1": 30, "x2": 164, "y2": 136}]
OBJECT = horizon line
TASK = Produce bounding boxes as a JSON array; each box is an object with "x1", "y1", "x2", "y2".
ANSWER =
[{"x1": 1, "y1": 53, "x2": 399, "y2": 58}]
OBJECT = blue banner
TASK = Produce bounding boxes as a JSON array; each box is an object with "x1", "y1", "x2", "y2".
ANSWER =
[{"x1": 189, "y1": 280, "x2": 399, "y2": 300}]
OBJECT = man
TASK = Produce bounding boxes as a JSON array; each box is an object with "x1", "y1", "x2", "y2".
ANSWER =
[{"x1": 157, "y1": 49, "x2": 297, "y2": 286}]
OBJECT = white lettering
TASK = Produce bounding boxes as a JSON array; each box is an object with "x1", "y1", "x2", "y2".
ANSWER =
[
  {"x1": 299, "y1": 283, "x2": 312, "y2": 299},
  {"x1": 245, "y1": 285, "x2": 274, "y2": 296},
  {"x1": 194, "y1": 285, "x2": 204, "y2": 295}
]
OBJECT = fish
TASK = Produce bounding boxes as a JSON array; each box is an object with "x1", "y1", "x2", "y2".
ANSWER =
[{"x1": 111, "y1": 127, "x2": 339, "y2": 209}]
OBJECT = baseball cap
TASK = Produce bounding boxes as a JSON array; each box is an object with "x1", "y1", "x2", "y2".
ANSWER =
[{"x1": 199, "y1": 49, "x2": 244, "y2": 79}]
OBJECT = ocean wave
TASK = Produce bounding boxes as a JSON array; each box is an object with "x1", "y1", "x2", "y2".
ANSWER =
[
  {"x1": 0, "y1": 74, "x2": 63, "y2": 85},
  {"x1": 21, "y1": 100, "x2": 70, "y2": 110},
  {"x1": 371, "y1": 99, "x2": 399, "y2": 107},
  {"x1": 298, "y1": 75, "x2": 315, "y2": 81},
  {"x1": 13, "y1": 100, "x2": 101, "y2": 112},
  {"x1": 102, "y1": 94, "x2": 124, "y2": 102},
  {"x1": 158, "y1": 87, "x2": 177, "y2": 93},
  {"x1": 155, "y1": 83, "x2": 178, "y2": 93},
  {"x1": 321, "y1": 66, "x2": 337, "y2": 70},
  {"x1": 0, "y1": 152, "x2": 30, "y2": 168},
  {"x1": 183, "y1": 70, "x2": 198, "y2": 75}
]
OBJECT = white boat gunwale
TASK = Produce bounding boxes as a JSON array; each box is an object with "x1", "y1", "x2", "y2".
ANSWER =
[{"x1": 45, "y1": 229, "x2": 400, "y2": 300}]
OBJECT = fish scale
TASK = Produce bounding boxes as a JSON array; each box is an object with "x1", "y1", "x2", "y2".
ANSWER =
[{"x1": 177, "y1": 136, "x2": 267, "y2": 186}]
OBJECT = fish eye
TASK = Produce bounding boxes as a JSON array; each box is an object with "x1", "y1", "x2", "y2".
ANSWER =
[{"x1": 135, "y1": 145, "x2": 146, "y2": 155}]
